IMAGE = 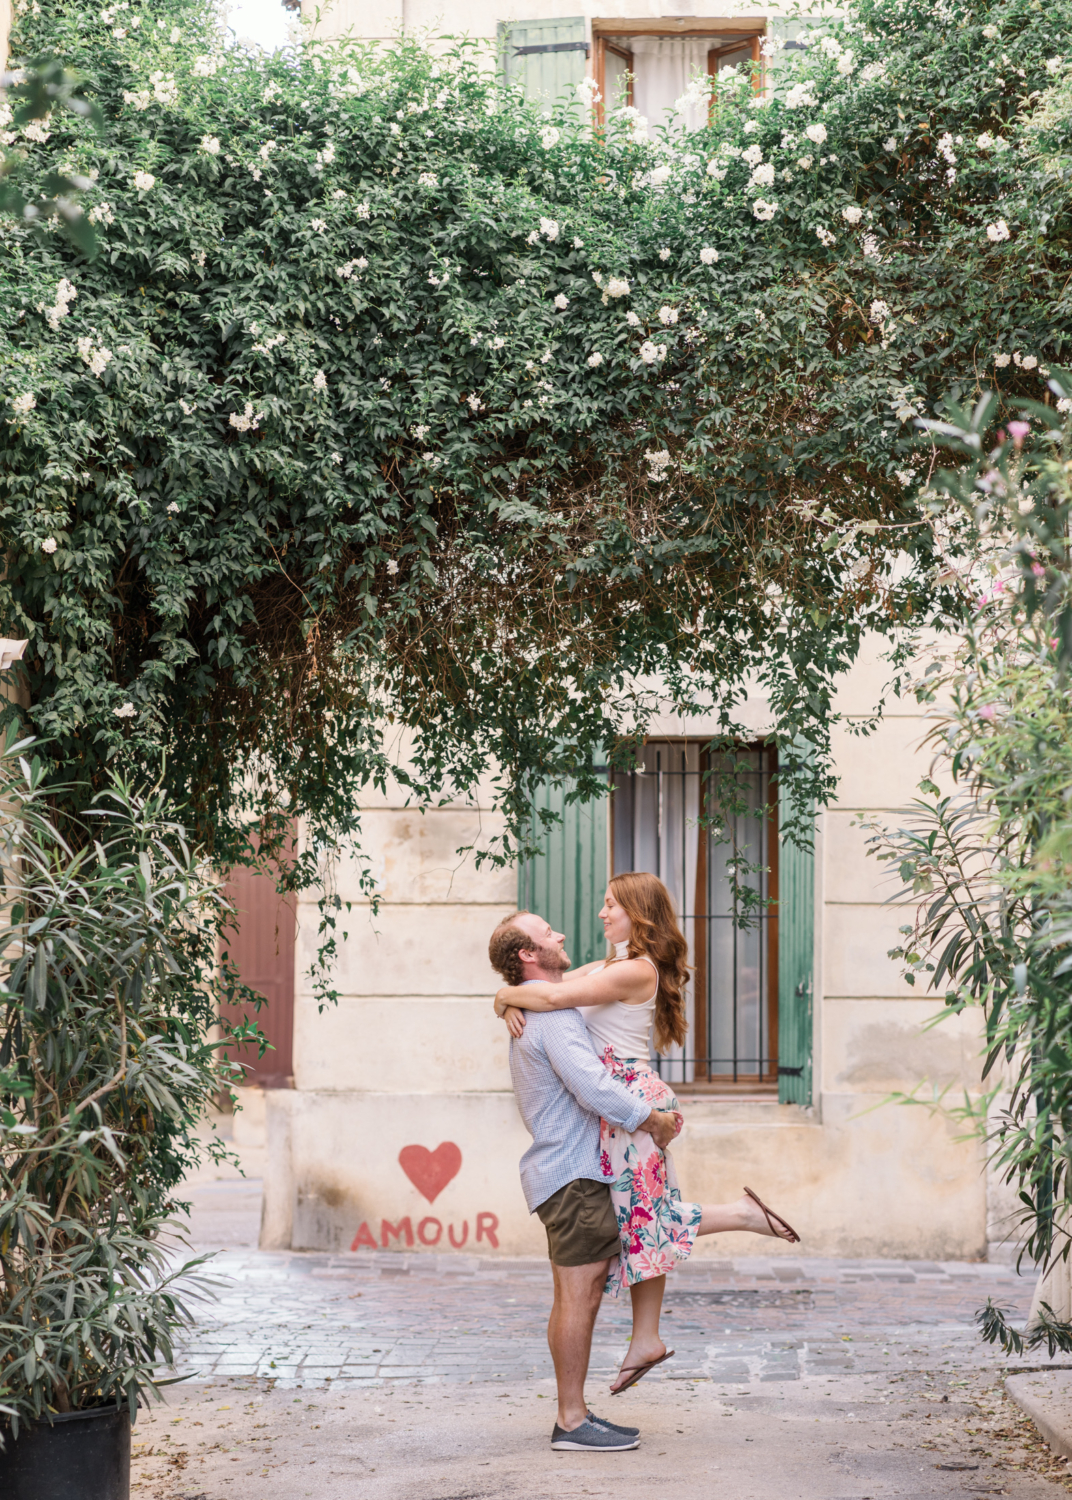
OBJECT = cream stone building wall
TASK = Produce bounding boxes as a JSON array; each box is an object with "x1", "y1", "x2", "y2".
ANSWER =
[{"x1": 262, "y1": 638, "x2": 996, "y2": 1262}]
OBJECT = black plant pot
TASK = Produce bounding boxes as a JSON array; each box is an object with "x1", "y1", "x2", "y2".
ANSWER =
[{"x1": 0, "y1": 1404, "x2": 131, "y2": 1500}]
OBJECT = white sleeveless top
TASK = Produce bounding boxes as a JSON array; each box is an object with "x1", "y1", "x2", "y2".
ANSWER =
[{"x1": 579, "y1": 942, "x2": 658, "y2": 1060}]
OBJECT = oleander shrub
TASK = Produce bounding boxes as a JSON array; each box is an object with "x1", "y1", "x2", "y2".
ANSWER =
[{"x1": 0, "y1": 740, "x2": 225, "y2": 1439}]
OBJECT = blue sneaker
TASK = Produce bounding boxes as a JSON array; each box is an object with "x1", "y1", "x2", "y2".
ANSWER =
[{"x1": 551, "y1": 1417, "x2": 640, "y2": 1451}]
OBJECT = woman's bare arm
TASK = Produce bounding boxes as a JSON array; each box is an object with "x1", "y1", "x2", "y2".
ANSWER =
[{"x1": 493, "y1": 959, "x2": 654, "y2": 1017}]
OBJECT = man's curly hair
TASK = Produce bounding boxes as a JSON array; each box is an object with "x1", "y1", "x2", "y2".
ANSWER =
[{"x1": 488, "y1": 910, "x2": 532, "y2": 987}]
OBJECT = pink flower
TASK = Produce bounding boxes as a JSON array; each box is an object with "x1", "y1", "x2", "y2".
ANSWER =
[
  {"x1": 600, "y1": 1150, "x2": 613, "y2": 1177},
  {"x1": 1008, "y1": 420, "x2": 1030, "y2": 444},
  {"x1": 978, "y1": 705, "x2": 997, "y2": 720}
]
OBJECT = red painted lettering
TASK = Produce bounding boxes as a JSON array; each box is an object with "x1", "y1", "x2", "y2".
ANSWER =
[
  {"x1": 448, "y1": 1219, "x2": 469, "y2": 1248},
  {"x1": 417, "y1": 1216, "x2": 443, "y2": 1246},
  {"x1": 350, "y1": 1221, "x2": 377, "y2": 1251},
  {"x1": 381, "y1": 1216, "x2": 414, "y2": 1248},
  {"x1": 476, "y1": 1212, "x2": 500, "y2": 1249}
]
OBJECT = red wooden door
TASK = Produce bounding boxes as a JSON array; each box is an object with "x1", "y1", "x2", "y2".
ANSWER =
[{"x1": 220, "y1": 857, "x2": 296, "y2": 1089}]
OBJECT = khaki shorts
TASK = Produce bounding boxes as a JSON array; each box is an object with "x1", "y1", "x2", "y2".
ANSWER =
[{"x1": 535, "y1": 1178, "x2": 621, "y2": 1267}]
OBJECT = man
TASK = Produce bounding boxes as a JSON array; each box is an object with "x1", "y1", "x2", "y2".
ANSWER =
[{"x1": 488, "y1": 909, "x2": 681, "y2": 1453}]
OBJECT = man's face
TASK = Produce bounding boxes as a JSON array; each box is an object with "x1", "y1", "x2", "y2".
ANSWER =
[{"x1": 515, "y1": 913, "x2": 570, "y2": 976}]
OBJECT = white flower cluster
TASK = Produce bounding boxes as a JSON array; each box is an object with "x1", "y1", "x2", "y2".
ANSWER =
[
  {"x1": 313, "y1": 370, "x2": 328, "y2": 392},
  {"x1": 815, "y1": 226, "x2": 837, "y2": 247},
  {"x1": 123, "y1": 89, "x2": 151, "y2": 111},
  {"x1": 191, "y1": 250, "x2": 207, "y2": 269},
  {"x1": 982, "y1": 23, "x2": 999, "y2": 38},
  {"x1": 252, "y1": 333, "x2": 286, "y2": 354},
  {"x1": 1013, "y1": 352, "x2": 1038, "y2": 369},
  {"x1": 605, "y1": 277, "x2": 631, "y2": 299},
  {"x1": 553, "y1": 293, "x2": 569, "y2": 310},
  {"x1": 639, "y1": 341, "x2": 667, "y2": 364},
  {"x1": 418, "y1": 172, "x2": 438, "y2": 188},
  {"x1": 645, "y1": 448, "x2": 671, "y2": 481},
  {"x1": 986, "y1": 219, "x2": 1010, "y2": 242},
  {"x1": 586, "y1": 351, "x2": 603, "y2": 368},
  {"x1": 315, "y1": 143, "x2": 336, "y2": 170},
  {"x1": 700, "y1": 246, "x2": 718, "y2": 265},
  {"x1": 466, "y1": 394, "x2": 484, "y2": 413},
  {"x1": 626, "y1": 310, "x2": 641, "y2": 327},
  {"x1": 41, "y1": 536, "x2": 58, "y2": 554},
  {"x1": 860, "y1": 61, "x2": 887, "y2": 83},
  {"x1": 659, "y1": 247, "x2": 671, "y2": 262},
  {"x1": 309, "y1": 218, "x2": 327, "y2": 233},
  {"x1": 753, "y1": 199, "x2": 778, "y2": 222},
  {"x1": 842, "y1": 204, "x2": 863, "y2": 225},
  {"x1": 658, "y1": 306, "x2": 678, "y2": 326},
  {"x1": 11, "y1": 392, "x2": 36, "y2": 416},
  {"x1": 193, "y1": 54, "x2": 220, "y2": 77},
  {"x1": 412, "y1": 424, "x2": 430, "y2": 440},
  {"x1": 1045, "y1": 56, "x2": 1063, "y2": 75},
  {"x1": 77, "y1": 335, "x2": 113, "y2": 377},
  {"x1": 805, "y1": 123, "x2": 827, "y2": 146},
  {"x1": 540, "y1": 217, "x2": 560, "y2": 242},
  {"x1": 133, "y1": 170, "x2": 156, "y2": 192},
  {"x1": 743, "y1": 144, "x2": 763, "y2": 167},
  {"x1": 179, "y1": 399, "x2": 197, "y2": 415},
  {"x1": 427, "y1": 267, "x2": 449, "y2": 287},
  {"x1": 869, "y1": 299, "x2": 890, "y2": 324},
  {"x1": 200, "y1": 134, "x2": 220, "y2": 155},
  {"x1": 41, "y1": 277, "x2": 77, "y2": 331},
  {"x1": 675, "y1": 75, "x2": 710, "y2": 113},
  {"x1": 355, "y1": 201, "x2": 371, "y2": 220},
  {"x1": 797, "y1": 155, "x2": 814, "y2": 171},
  {"x1": 785, "y1": 82, "x2": 818, "y2": 109},
  {"x1": 337, "y1": 258, "x2": 369, "y2": 278},
  {"x1": 540, "y1": 126, "x2": 560, "y2": 149},
  {"x1": 151, "y1": 71, "x2": 178, "y2": 106},
  {"x1": 750, "y1": 162, "x2": 776, "y2": 188},
  {"x1": 577, "y1": 76, "x2": 602, "y2": 105},
  {"x1": 113, "y1": 702, "x2": 136, "y2": 719},
  {"x1": 1058, "y1": 398, "x2": 1072, "y2": 414},
  {"x1": 229, "y1": 402, "x2": 263, "y2": 431}
]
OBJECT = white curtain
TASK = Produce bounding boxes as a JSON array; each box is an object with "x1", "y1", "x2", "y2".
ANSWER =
[{"x1": 629, "y1": 37, "x2": 711, "y2": 135}]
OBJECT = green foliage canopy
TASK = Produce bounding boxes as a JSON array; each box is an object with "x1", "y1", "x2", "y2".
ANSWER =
[{"x1": 0, "y1": 0, "x2": 1068, "y2": 869}]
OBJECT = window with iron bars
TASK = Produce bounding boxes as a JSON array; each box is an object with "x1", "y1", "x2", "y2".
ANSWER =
[{"x1": 611, "y1": 740, "x2": 778, "y2": 1090}]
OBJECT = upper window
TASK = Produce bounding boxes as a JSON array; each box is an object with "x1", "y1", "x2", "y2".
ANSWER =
[
  {"x1": 593, "y1": 20, "x2": 764, "y2": 132},
  {"x1": 611, "y1": 740, "x2": 778, "y2": 1091}
]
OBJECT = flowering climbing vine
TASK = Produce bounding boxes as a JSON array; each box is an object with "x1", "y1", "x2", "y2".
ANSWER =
[{"x1": 0, "y1": 0, "x2": 1068, "y2": 876}]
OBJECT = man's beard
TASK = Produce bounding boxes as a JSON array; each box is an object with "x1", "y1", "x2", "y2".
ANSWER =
[{"x1": 536, "y1": 940, "x2": 570, "y2": 974}]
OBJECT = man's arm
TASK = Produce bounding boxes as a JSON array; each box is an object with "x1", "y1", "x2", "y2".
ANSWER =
[{"x1": 539, "y1": 1012, "x2": 671, "y2": 1139}]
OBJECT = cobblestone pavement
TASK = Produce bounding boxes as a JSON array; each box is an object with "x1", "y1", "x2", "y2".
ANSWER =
[
  {"x1": 173, "y1": 1245, "x2": 1040, "y2": 1391},
  {"x1": 131, "y1": 1243, "x2": 1072, "y2": 1500}
]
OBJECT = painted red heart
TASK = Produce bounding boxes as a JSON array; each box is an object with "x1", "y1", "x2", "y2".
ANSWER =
[{"x1": 398, "y1": 1142, "x2": 462, "y2": 1204}]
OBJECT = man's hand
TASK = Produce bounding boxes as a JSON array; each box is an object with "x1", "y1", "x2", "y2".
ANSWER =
[{"x1": 646, "y1": 1109, "x2": 683, "y2": 1150}]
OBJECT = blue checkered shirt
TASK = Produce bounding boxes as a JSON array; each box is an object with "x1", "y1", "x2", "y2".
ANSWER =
[{"x1": 508, "y1": 1005, "x2": 649, "y2": 1213}]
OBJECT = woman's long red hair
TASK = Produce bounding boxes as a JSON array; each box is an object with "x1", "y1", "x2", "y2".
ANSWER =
[{"x1": 608, "y1": 871, "x2": 689, "y2": 1053}]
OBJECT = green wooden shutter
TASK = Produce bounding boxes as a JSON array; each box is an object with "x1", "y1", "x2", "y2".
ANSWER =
[
  {"x1": 519, "y1": 778, "x2": 608, "y2": 971},
  {"x1": 498, "y1": 17, "x2": 589, "y2": 112},
  {"x1": 777, "y1": 778, "x2": 815, "y2": 1106}
]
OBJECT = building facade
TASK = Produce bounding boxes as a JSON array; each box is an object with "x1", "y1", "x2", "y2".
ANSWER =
[
  {"x1": 251, "y1": 639, "x2": 999, "y2": 1263},
  {"x1": 232, "y1": 2, "x2": 1001, "y2": 1262}
]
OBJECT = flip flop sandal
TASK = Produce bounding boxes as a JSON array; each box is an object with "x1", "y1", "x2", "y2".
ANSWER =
[
  {"x1": 610, "y1": 1349, "x2": 675, "y2": 1396},
  {"x1": 744, "y1": 1185, "x2": 801, "y2": 1244}
]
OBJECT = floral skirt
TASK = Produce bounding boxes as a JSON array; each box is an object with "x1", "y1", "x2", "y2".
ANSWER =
[{"x1": 598, "y1": 1050, "x2": 702, "y2": 1297}]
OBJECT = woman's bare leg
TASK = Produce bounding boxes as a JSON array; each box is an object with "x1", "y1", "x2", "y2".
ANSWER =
[
  {"x1": 698, "y1": 1193, "x2": 796, "y2": 1240},
  {"x1": 610, "y1": 1275, "x2": 667, "y2": 1393}
]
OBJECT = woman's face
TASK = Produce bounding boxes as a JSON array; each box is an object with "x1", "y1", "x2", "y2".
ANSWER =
[{"x1": 599, "y1": 887, "x2": 632, "y2": 946}]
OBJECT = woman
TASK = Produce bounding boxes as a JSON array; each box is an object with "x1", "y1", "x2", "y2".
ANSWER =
[{"x1": 494, "y1": 870, "x2": 799, "y2": 1395}]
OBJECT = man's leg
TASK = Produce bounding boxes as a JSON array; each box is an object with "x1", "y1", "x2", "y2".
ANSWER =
[{"x1": 548, "y1": 1258, "x2": 611, "y2": 1431}]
